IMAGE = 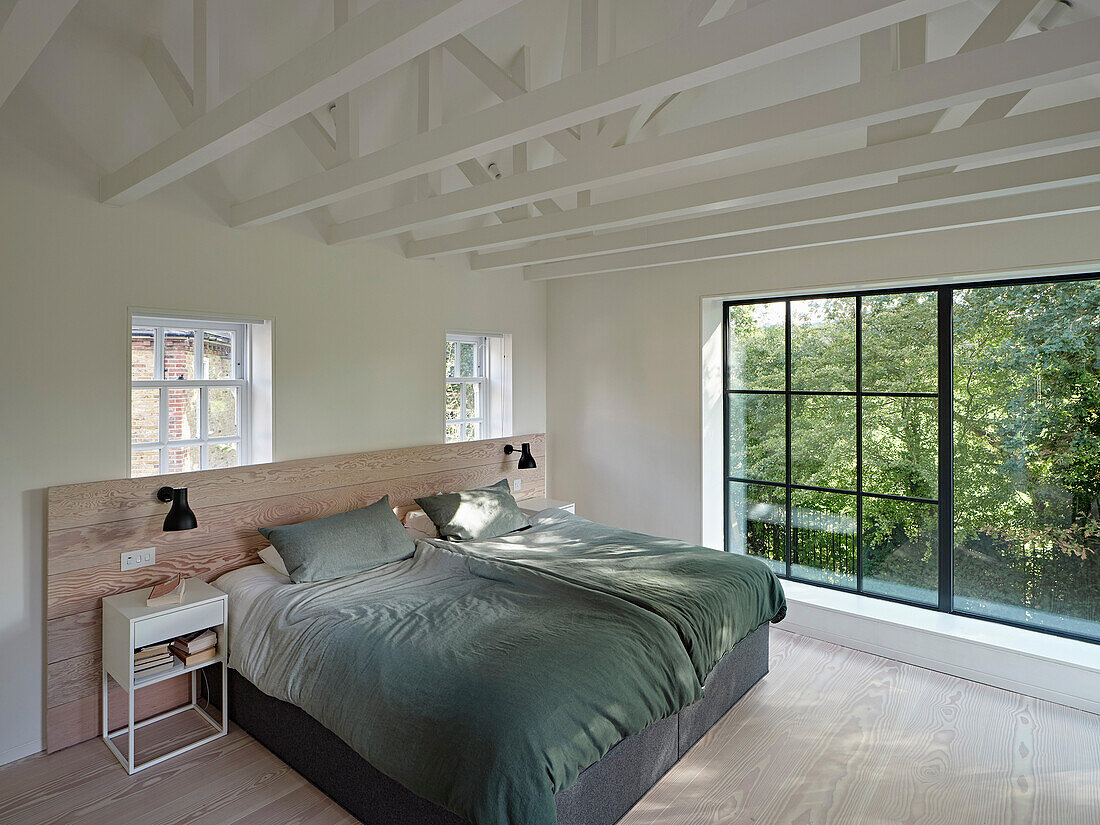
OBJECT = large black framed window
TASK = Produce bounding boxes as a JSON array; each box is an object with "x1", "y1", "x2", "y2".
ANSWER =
[{"x1": 724, "y1": 275, "x2": 1100, "y2": 643}]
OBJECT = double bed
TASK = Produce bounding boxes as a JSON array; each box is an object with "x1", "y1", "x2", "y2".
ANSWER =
[{"x1": 212, "y1": 507, "x2": 786, "y2": 825}]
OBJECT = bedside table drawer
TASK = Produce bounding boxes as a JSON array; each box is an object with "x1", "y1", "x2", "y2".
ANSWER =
[{"x1": 133, "y1": 600, "x2": 224, "y2": 648}]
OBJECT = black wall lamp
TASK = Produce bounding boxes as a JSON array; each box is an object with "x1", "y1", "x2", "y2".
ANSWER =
[
  {"x1": 504, "y1": 442, "x2": 537, "y2": 470},
  {"x1": 157, "y1": 486, "x2": 198, "y2": 531}
]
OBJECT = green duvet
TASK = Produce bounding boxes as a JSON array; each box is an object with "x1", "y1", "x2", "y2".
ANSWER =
[
  {"x1": 230, "y1": 544, "x2": 701, "y2": 825},
  {"x1": 428, "y1": 509, "x2": 787, "y2": 682}
]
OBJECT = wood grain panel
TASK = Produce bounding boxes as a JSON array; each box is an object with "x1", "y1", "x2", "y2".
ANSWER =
[
  {"x1": 47, "y1": 611, "x2": 100, "y2": 665},
  {"x1": 50, "y1": 464, "x2": 543, "y2": 574},
  {"x1": 45, "y1": 434, "x2": 547, "y2": 751},
  {"x1": 45, "y1": 676, "x2": 191, "y2": 754},
  {"x1": 48, "y1": 547, "x2": 261, "y2": 620},
  {"x1": 49, "y1": 434, "x2": 544, "y2": 530}
]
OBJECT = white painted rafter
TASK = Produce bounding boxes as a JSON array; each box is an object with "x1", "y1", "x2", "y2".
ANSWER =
[
  {"x1": 232, "y1": 0, "x2": 963, "y2": 228},
  {"x1": 0, "y1": 0, "x2": 79, "y2": 111},
  {"x1": 192, "y1": 0, "x2": 219, "y2": 114},
  {"x1": 522, "y1": 180, "x2": 1100, "y2": 279},
  {"x1": 435, "y1": 96, "x2": 1100, "y2": 262},
  {"x1": 332, "y1": 21, "x2": 1100, "y2": 246},
  {"x1": 99, "y1": 0, "x2": 525, "y2": 205},
  {"x1": 473, "y1": 145, "x2": 1100, "y2": 270},
  {"x1": 443, "y1": 35, "x2": 582, "y2": 160}
]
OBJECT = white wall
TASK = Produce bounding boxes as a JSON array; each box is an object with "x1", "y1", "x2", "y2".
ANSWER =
[
  {"x1": 546, "y1": 212, "x2": 1100, "y2": 540},
  {"x1": 0, "y1": 96, "x2": 547, "y2": 763}
]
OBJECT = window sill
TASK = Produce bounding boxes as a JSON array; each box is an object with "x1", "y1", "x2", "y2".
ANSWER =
[{"x1": 780, "y1": 580, "x2": 1099, "y2": 714}]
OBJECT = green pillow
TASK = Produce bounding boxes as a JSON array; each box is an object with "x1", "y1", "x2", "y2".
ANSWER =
[
  {"x1": 258, "y1": 495, "x2": 414, "y2": 583},
  {"x1": 415, "y1": 479, "x2": 530, "y2": 541}
]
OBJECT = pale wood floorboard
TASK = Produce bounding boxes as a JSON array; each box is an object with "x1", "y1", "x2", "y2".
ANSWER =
[{"x1": 2, "y1": 629, "x2": 1095, "y2": 825}]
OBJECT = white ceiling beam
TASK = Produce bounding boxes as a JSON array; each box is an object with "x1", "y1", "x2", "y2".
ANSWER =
[
  {"x1": 0, "y1": 0, "x2": 79, "y2": 111},
  {"x1": 523, "y1": 180, "x2": 1100, "y2": 279},
  {"x1": 451, "y1": 96, "x2": 1100, "y2": 263},
  {"x1": 99, "y1": 0, "x2": 524, "y2": 205},
  {"x1": 142, "y1": 38, "x2": 196, "y2": 126},
  {"x1": 444, "y1": 35, "x2": 582, "y2": 160},
  {"x1": 292, "y1": 114, "x2": 339, "y2": 170},
  {"x1": 234, "y1": 0, "x2": 962, "y2": 227},
  {"x1": 623, "y1": 0, "x2": 740, "y2": 145},
  {"x1": 458, "y1": 97, "x2": 1100, "y2": 261},
  {"x1": 144, "y1": 36, "x2": 341, "y2": 172},
  {"x1": 333, "y1": 0, "x2": 361, "y2": 165},
  {"x1": 416, "y1": 46, "x2": 443, "y2": 199},
  {"x1": 865, "y1": 17, "x2": 937, "y2": 145},
  {"x1": 342, "y1": 22, "x2": 1100, "y2": 247},
  {"x1": 474, "y1": 145, "x2": 1100, "y2": 269},
  {"x1": 192, "y1": 0, "x2": 219, "y2": 114}
]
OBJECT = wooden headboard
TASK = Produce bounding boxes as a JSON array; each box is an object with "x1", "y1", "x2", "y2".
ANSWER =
[{"x1": 45, "y1": 434, "x2": 546, "y2": 752}]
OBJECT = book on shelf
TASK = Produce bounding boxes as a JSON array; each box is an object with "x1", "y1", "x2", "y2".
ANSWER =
[
  {"x1": 133, "y1": 658, "x2": 176, "y2": 678},
  {"x1": 171, "y1": 628, "x2": 217, "y2": 655},
  {"x1": 170, "y1": 646, "x2": 218, "y2": 667},
  {"x1": 147, "y1": 574, "x2": 185, "y2": 606},
  {"x1": 134, "y1": 642, "x2": 171, "y2": 662}
]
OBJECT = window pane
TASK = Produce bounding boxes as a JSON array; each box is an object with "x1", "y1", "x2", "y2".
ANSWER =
[
  {"x1": 167, "y1": 388, "x2": 199, "y2": 441},
  {"x1": 862, "y1": 292, "x2": 937, "y2": 393},
  {"x1": 791, "y1": 490, "x2": 857, "y2": 588},
  {"x1": 953, "y1": 281, "x2": 1100, "y2": 639},
  {"x1": 791, "y1": 297, "x2": 855, "y2": 392},
  {"x1": 862, "y1": 397, "x2": 937, "y2": 499},
  {"x1": 131, "y1": 327, "x2": 155, "y2": 380},
  {"x1": 203, "y1": 330, "x2": 234, "y2": 379},
  {"x1": 464, "y1": 382, "x2": 480, "y2": 420},
  {"x1": 131, "y1": 388, "x2": 160, "y2": 444},
  {"x1": 208, "y1": 442, "x2": 239, "y2": 469},
  {"x1": 163, "y1": 329, "x2": 195, "y2": 379},
  {"x1": 465, "y1": 422, "x2": 481, "y2": 441},
  {"x1": 445, "y1": 423, "x2": 460, "y2": 443},
  {"x1": 727, "y1": 481, "x2": 785, "y2": 574},
  {"x1": 445, "y1": 341, "x2": 457, "y2": 378},
  {"x1": 728, "y1": 393, "x2": 785, "y2": 483},
  {"x1": 130, "y1": 448, "x2": 160, "y2": 478},
  {"x1": 167, "y1": 445, "x2": 201, "y2": 473},
  {"x1": 445, "y1": 383, "x2": 461, "y2": 420},
  {"x1": 862, "y1": 498, "x2": 938, "y2": 605},
  {"x1": 460, "y1": 343, "x2": 476, "y2": 377},
  {"x1": 791, "y1": 395, "x2": 856, "y2": 490},
  {"x1": 208, "y1": 387, "x2": 238, "y2": 438},
  {"x1": 727, "y1": 302, "x2": 785, "y2": 390}
]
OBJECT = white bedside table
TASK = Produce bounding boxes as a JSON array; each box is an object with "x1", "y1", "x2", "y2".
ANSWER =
[
  {"x1": 101, "y1": 577, "x2": 228, "y2": 774},
  {"x1": 518, "y1": 497, "x2": 576, "y2": 516}
]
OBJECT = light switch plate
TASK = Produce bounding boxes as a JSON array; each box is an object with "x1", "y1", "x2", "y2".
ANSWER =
[
  {"x1": 512, "y1": 478, "x2": 522, "y2": 492},
  {"x1": 121, "y1": 547, "x2": 156, "y2": 571}
]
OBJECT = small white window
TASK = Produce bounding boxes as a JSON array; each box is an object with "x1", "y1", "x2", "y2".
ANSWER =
[
  {"x1": 130, "y1": 315, "x2": 262, "y2": 477},
  {"x1": 444, "y1": 333, "x2": 511, "y2": 443}
]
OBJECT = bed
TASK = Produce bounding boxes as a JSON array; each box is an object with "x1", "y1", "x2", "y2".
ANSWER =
[{"x1": 213, "y1": 509, "x2": 785, "y2": 825}]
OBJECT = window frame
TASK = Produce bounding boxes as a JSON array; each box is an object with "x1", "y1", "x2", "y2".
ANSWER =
[
  {"x1": 445, "y1": 333, "x2": 490, "y2": 444},
  {"x1": 723, "y1": 271, "x2": 1099, "y2": 644},
  {"x1": 130, "y1": 316, "x2": 251, "y2": 476}
]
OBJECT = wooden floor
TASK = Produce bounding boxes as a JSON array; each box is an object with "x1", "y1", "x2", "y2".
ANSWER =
[{"x1": 2, "y1": 629, "x2": 1097, "y2": 825}]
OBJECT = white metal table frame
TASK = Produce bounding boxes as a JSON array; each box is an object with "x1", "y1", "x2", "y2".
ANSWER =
[{"x1": 101, "y1": 655, "x2": 228, "y2": 774}]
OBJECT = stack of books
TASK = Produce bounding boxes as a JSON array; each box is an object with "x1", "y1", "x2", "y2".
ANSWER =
[
  {"x1": 170, "y1": 628, "x2": 218, "y2": 666},
  {"x1": 133, "y1": 643, "x2": 176, "y2": 678}
]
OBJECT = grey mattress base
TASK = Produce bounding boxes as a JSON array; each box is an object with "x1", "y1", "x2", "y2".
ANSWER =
[{"x1": 225, "y1": 621, "x2": 769, "y2": 825}]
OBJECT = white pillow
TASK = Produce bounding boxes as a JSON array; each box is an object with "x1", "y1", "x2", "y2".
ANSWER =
[
  {"x1": 405, "y1": 526, "x2": 434, "y2": 541},
  {"x1": 258, "y1": 544, "x2": 290, "y2": 577},
  {"x1": 403, "y1": 509, "x2": 439, "y2": 538}
]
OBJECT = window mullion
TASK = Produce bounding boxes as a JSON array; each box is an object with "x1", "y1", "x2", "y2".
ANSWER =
[
  {"x1": 784, "y1": 301, "x2": 792, "y2": 579},
  {"x1": 937, "y1": 286, "x2": 954, "y2": 614},
  {"x1": 855, "y1": 295, "x2": 863, "y2": 594}
]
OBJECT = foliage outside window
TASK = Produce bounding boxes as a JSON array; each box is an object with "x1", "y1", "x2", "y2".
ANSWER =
[
  {"x1": 130, "y1": 317, "x2": 251, "y2": 477},
  {"x1": 724, "y1": 277, "x2": 1100, "y2": 642}
]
